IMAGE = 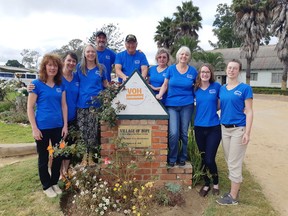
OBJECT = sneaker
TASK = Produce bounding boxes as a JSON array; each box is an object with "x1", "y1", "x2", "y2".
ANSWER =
[
  {"x1": 178, "y1": 161, "x2": 186, "y2": 167},
  {"x1": 216, "y1": 193, "x2": 238, "y2": 206},
  {"x1": 43, "y1": 187, "x2": 57, "y2": 198},
  {"x1": 167, "y1": 162, "x2": 175, "y2": 168},
  {"x1": 52, "y1": 185, "x2": 62, "y2": 195}
]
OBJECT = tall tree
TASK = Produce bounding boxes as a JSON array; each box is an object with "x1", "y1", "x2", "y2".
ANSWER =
[
  {"x1": 52, "y1": 39, "x2": 84, "y2": 61},
  {"x1": 20, "y1": 49, "x2": 40, "y2": 69},
  {"x1": 193, "y1": 52, "x2": 226, "y2": 71},
  {"x1": 88, "y1": 23, "x2": 124, "y2": 52},
  {"x1": 270, "y1": 0, "x2": 288, "y2": 90},
  {"x1": 154, "y1": 17, "x2": 175, "y2": 49},
  {"x1": 5, "y1": 60, "x2": 25, "y2": 68},
  {"x1": 232, "y1": 0, "x2": 270, "y2": 85},
  {"x1": 173, "y1": 1, "x2": 202, "y2": 39},
  {"x1": 210, "y1": 3, "x2": 242, "y2": 48}
]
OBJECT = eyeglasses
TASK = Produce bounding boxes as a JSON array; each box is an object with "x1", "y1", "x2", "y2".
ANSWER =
[{"x1": 201, "y1": 71, "x2": 211, "y2": 74}]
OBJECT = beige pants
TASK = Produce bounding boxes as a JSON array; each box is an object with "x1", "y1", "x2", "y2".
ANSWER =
[{"x1": 221, "y1": 125, "x2": 247, "y2": 183}]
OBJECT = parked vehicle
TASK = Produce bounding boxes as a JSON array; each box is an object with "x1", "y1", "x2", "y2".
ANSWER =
[{"x1": 0, "y1": 72, "x2": 38, "y2": 86}]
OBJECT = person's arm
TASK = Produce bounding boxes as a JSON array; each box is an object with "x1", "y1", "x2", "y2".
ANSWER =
[
  {"x1": 141, "y1": 65, "x2": 148, "y2": 80},
  {"x1": 156, "y1": 78, "x2": 168, "y2": 100},
  {"x1": 103, "y1": 79, "x2": 109, "y2": 88},
  {"x1": 27, "y1": 93, "x2": 42, "y2": 140},
  {"x1": 242, "y1": 98, "x2": 253, "y2": 145},
  {"x1": 61, "y1": 91, "x2": 68, "y2": 139},
  {"x1": 115, "y1": 64, "x2": 128, "y2": 82}
]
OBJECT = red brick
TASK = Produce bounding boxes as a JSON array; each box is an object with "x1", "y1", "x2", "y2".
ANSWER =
[
  {"x1": 160, "y1": 137, "x2": 168, "y2": 143},
  {"x1": 152, "y1": 137, "x2": 160, "y2": 143},
  {"x1": 160, "y1": 125, "x2": 168, "y2": 131},
  {"x1": 135, "y1": 169, "x2": 151, "y2": 175},
  {"x1": 160, "y1": 174, "x2": 177, "y2": 180},
  {"x1": 101, "y1": 131, "x2": 115, "y2": 137},
  {"x1": 177, "y1": 174, "x2": 192, "y2": 180},
  {"x1": 160, "y1": 150, "x2": 168, "y2": 155},
  {"x1": 130, "y1": 120, "x2": 140, "y2": 125},
  {"x1": 156, "y1": 120, "x2": 168, "y2": 125},
  {"x1": 140, "y1": 120, "x2": 148, "y2": 124},
  {"x1": 147, "y1": 120, "x2": 156, "y2": 125},
  {"x1": 152, "y1": 143, "x2": 167, "y2": 149},
  {"x1": 167, "y1": 167, "x2": 185, "y2": 174},
  {"x1": 153, "y1": 132, "x2": 167, "y2": 137},
  {"x1": 152, "y1": 125, "x2": 160, "y2": 130}
]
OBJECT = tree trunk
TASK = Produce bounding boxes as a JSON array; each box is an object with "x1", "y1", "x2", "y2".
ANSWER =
[
  {"x1": 282, "y1": 61, "x2": 288, "y2": 90},
  {"x1": 246, "y1": 58, "x2": 252, "y2": 85}
]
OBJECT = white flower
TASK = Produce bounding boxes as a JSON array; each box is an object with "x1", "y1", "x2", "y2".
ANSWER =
[
  {"x1": 99, "y1": 203, "x2": 103, "y2": 207},
  {"x1": 100, "y1": 211, "x2": 104, "y2": 215},
  {"x1": 103, "y1": 206, "x2": 107, "y2": 210}
]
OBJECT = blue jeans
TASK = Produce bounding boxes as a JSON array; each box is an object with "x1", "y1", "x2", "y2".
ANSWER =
[{"x1": 167, "y1": 104, "x2": 194, "y2": 164}]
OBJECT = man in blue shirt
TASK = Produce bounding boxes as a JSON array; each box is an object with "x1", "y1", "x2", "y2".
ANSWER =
[
  {"x1": 95, "y1": 31, "x2": 116, "y2": 82},
  {"x1": 115, "y1": 34, "x2": 149, "y2": 83}
]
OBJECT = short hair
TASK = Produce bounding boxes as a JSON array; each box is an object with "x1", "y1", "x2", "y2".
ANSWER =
[
  {"x1": 228, "y1": 59, "x2": 242, "y2": 71},
  {"x1": 63, "y1": 51, "x2": 78, "y2": 63},
  {"x1": 39, "y1": 53, "x2": 63, "y2": 85},
  {"x1": 155, "y1": 48, "x2": 172, "y2": 66},
  {"x1": 175, "y1": 46, "x2": 191, "y2": 63}
]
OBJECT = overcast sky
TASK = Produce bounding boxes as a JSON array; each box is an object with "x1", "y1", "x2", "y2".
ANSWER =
[{"x1": 0, "y1": 0, "x2": 233, "y2": 65}]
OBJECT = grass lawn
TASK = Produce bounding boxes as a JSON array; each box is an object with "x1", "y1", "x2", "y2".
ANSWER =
[
  {"x1": 203, "y1": 147, "x2": 279, "y2": 216},
  {"x1": 0, "y1": 150, "x2": 279, "y2": 216},
  {"x1": 0, "y1": 121, "x2": 34, "y2": 144}
]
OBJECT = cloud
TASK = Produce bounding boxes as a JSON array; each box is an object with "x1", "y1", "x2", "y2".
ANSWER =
[{"x1": 0, "y1": 0, "x2": 233, "y2": 65}]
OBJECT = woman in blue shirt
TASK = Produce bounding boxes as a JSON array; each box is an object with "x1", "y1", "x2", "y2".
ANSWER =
[
  {"x1": 147, "y1": 48, "x2": 171, "y2": 104},
  {"x1": 27, "y1": 54, "x2": 68, "y2": 198},
  {"x1": 216, "y1": 59, "x2": 253, "y2": 206},
  {"x1": 194, "y1": 64, "x2": 221, "y2": 197},
  {"x1": 76, "y1": 43, "x2": 108, "y2": 165},
  {"x1": 156, "y1": 46, "x2": 197, "y2": 167}
]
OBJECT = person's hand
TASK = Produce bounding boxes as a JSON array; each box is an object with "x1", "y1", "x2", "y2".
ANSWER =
[
  {"x1": 242, "y1": 133, "x2": 250, "y2": 145},
  {"x1": 32, "y1": 127, "x2": 42, "y2": 140},
  {"x1": 156, "y1": 94, "x2": 162, "y2": 100},
  {"x1": 27, "y1": 83, "x2": 35, "y2": 92},
  {"x1": 123, "y1": 76, "x2": 129, "y2": 82},
  {"x1": 62, "y1": 125, "x2": 68, "y2": 139}
]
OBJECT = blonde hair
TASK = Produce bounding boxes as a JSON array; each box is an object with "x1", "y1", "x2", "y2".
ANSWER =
[{"x1": 80, "y1": 43, "x2": 102, "y2": 76}]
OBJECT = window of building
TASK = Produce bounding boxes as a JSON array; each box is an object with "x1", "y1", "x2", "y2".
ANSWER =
[
  {"x1": 271, "y1": 73, "x2": 282, "y2": 83},
  {"x1": 250, "y1": 73, "x2": 258, "y2": 81}
]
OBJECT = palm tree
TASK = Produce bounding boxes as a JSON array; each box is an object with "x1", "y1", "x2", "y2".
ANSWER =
[
  {"x1": 232, "y1": 0, "x2": 270, "y2": 85},
  {"x1": 154, "y1": 17, "x2": 175, "y2": 49},
  {"x1": 194, "y1": 52, "x2": 226, "y2": 71},
  {"x1": 173, "y1": 1, "x2": 202, "y2": 39},
  {"x1": 270, "y1": 0, "x2": 288, "y2": 90},
  {"x1": 171, "y1": 36, "x2": 202, "y2": 59}
]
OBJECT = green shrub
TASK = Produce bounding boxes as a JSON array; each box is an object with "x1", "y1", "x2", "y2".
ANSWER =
[{"x1": 252, "y1": 87, "x2": 288, "y2": 95}]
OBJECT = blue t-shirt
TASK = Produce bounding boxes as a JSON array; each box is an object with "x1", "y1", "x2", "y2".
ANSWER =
[
  {"x1": 194, "y1": 82, "x2": 221, "y2": 127},
  {"x1": 148, "y1": 65, "x2": 167, "y2": 103},
  {"x1": 97, "y1": 48, "x2": 116, "y2": 82},
  {"x1": 31, "y1": 79, "x2": 65, "y2": 130},
  {"x1": 165, "y1": 64, "x2": 198, "y2": 106},
  {"x1": 115, "y1": 50, "x2": 149, "y2": 82},
  {"x1": 219, "y1": 82, "x2": 253, "y2": 126},
  {"x1": 62, "y1": 74, "x2": 79, "y2": 121},
  {"x1": 76, "y1": 64, "x2": 107, "y2": 108}
]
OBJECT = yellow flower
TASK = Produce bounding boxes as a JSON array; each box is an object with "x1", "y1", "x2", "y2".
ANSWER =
[
  {"x1": 149, "y1": 195, "x2": 153, "y2": 198},
  {"x1": 113, "y1": 188, "x2": 117, "y2": 191},
  {"x1": 137, "y1": 213, "x2": 141, "y2": 216},
  {"x1": 134, "y1": 188, "x2": 138, "y2": 192},
  {"x1": 115, "y1": 183, "x2": 120, "y2": 187},
  {"x1": 141, "y1": 186, "x2": 145, "y2": 190},
  {"x1": 132, "y1": 206, "x2": 136, "y2": 210},
  {"x1": 123, "y1": 195, "x2": 127, "y2": 199}
]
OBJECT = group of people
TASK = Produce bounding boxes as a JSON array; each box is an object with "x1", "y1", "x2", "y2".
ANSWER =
[{"x1": 27, "y1": 31, "x2": 253, "y2": 207}]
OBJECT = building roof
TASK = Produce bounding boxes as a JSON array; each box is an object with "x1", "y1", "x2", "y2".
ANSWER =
[
  {"x1": 0, "y1": 65, "x2": 36, "y2": 73},
  {"x1": 210, "y1": 44, "x2": 283, "y2": 71}
]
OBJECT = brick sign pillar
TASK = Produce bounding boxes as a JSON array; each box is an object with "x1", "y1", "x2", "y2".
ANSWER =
[{"x1": 100, "y1": 71, "x2": 192, "y2": 186}]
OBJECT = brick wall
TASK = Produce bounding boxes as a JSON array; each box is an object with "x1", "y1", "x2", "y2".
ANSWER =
[{"x1": 100, "y1": 119, "x2": 192, "y2": 186}]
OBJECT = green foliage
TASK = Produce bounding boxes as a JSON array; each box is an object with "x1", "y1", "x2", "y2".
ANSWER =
[
  {"x1": 5, "y1": 59, "x2": 25, "y2": 68},
  {"x1": 52, "y1": 39, "x2": 84, "y2": 62},
  {"x1": 96, "y1": 82, "x2": 126, "y2": 128},
  {"x1": 252, "y1": 87, "x2": 288, "y2": 95},
  {"x1": 210, "y1": 3, "x2": 242, "y2": 48},
  {"x1": 187, "y1": 127, "x2": 203, "y2": 187},
  {"x1": 154, "y1": 1, "x2": 202, "y2": 53},
  {"x1": 165, "y1": 182, "x2": 182, "y2": 194},
  {"x1": 193, "y1": 51, "x2": 226, "y2": 70}
]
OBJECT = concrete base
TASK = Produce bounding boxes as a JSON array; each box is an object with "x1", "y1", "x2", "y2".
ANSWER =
[{"x1": 0, "y1": 143, "x2": 36, "y2": 158}]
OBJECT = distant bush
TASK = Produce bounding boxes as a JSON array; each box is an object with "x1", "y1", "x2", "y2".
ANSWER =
[{"x1": 252, "y1": 87, "x2": 288, "y2": 95}]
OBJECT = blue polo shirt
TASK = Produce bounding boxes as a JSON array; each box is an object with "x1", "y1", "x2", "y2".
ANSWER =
[
  {"x1": 76, "y1": 64, "x2": 107, "y2": 108},
  {"x1": 62, "y1": 74, "x2": 79, "y2": 121},
  {"x1": 194, "y1": 82, "x2": 221, "y2": 127},
  {"x1": 115, "y1": 50, "x2": 149, "y2": 82},
  {"x1": 164, "y1": 64, "x2": 198, "y2": 106},
  {"x1": 97, "y1": 48, "x2": 116, "y2": 82},
  {"x1": 219, "y1": 83, "x2": 253, "y2": 126},
  {"x1": 31, "y1": 79, "x2": 65, "y2": 130},
  {"x1": 148, "y1": 65, "x2": 167, "y2": 103}
]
